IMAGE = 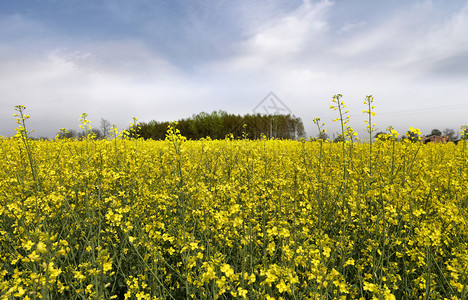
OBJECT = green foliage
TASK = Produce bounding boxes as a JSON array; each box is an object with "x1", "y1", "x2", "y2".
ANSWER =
[
  {"x1": 137, "y1": 111, "x2": 305, "y2": 140},
  {"x1": 430, "y1": 128, "x2": 442, "y2": 136}
]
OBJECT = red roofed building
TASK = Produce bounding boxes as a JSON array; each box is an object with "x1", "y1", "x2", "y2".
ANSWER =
[{"x1": 421, "y1": 135, "x2": 450, "y2": 144}]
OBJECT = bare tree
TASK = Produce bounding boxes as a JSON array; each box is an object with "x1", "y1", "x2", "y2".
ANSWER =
[
  {"x1": 100, "y1": 118, "x2": 111, "y2": 139},
  {"x1": 318, "y1": 132, "x2": 329, "y2": 140},
  {"x1": 443, "y1": 128, "x2": 458, "y2": 141}
]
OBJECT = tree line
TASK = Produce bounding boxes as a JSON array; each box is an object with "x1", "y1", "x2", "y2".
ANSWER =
[
  {"x1": 57, "y1": 111, "x2": 306, "y2": 140},
  {"x1": 138, "y1": 111, "x2": 305, "y2": 140},
  {"x1": 57, "y1": 118, "x2": 112, "y2": 140},
  {"x1": 55, "y1": 111, "x2": 465, "y2": 143}
]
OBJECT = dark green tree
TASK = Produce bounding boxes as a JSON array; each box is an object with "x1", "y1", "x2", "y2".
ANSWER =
[
  {"x1": 374, "y1": 131, "x2": 386, "y2": 139},
  {"x1": 430, "y1": 129, "x2": 442, "y2": 136},
  {"x1": 136, "y1": 111, "x2": 305, "y2": 140},
  {"x1": 333, "y1": 134, "x2": 344, "y2": 143},
  {"x1": 405, "y1": 131, "x2": 420, "y2": 142},
  {"x1": 56, "y1": 129, "x2": 78, "y2": 139}
]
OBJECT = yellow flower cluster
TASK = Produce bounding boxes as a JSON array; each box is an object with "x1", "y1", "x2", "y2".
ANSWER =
[{"x1": 1, "y1": 108, "x2": 468, "y2": 299}]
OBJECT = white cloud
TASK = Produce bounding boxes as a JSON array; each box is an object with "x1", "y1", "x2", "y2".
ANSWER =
[
  {"x1": 0, "y1": 40, "x2": 215, "y2": 137},
  {"x1": 330, "y1": 2, "x2": 468, "y2": 75},
  {"x1": 339, "y1": 21, "x2": 366, "y2": 33},
  {"x1": 216, "y1": 0, "x2": 332, "y2": 71}
]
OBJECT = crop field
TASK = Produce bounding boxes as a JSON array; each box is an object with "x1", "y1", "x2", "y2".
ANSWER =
[{"x1": 1, "y1": 107, "x2": 468, "y2": 299}]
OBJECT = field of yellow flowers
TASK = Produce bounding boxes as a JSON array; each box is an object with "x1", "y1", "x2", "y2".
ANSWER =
[{"x1": 1, "y1": 104, "x2": 468, "y2": 299}]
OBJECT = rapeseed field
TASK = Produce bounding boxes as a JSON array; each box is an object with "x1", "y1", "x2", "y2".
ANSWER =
[{"x1": 1, "y1": 103, "x2": 468, "y2": 299}]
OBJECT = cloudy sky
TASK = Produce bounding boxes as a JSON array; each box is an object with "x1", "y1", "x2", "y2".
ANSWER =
[{"x1": 1, "y1": 0, "x2": 467, "y2": 138}]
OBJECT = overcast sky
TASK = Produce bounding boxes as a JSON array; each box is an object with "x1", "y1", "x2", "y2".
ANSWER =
[{"x1": 1, "y1": 0, "x2": 467, "y2": 139}]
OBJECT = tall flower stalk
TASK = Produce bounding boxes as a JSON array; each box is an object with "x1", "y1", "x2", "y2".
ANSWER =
[
  {"x1": 14, "y1": 105, "x2": 38, "y2": 184},
  {"x1": 363, "y1": 95, "x2": 376, "y2": 175}
]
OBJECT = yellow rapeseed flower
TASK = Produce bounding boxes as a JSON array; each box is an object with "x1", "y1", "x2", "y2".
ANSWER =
[
  {"x1": 36, "y1": 242, "x2": 47, "y2": 254},
  {"x1": 220, "y1": 264, "x2": 234, "y2": 278}
]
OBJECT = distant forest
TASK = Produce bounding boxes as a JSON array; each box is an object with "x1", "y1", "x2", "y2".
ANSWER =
[
  {"x1": 56, "y1": 110, "x2": 464, "y2": 142},
  {"x1": 137, "y1": 111, "x2": 306, "y2": 140}
]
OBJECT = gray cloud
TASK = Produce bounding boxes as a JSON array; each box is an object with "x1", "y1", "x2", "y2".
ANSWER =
[{"x1": 431, "y1": 51, "x2": 468, "y2": 76}]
